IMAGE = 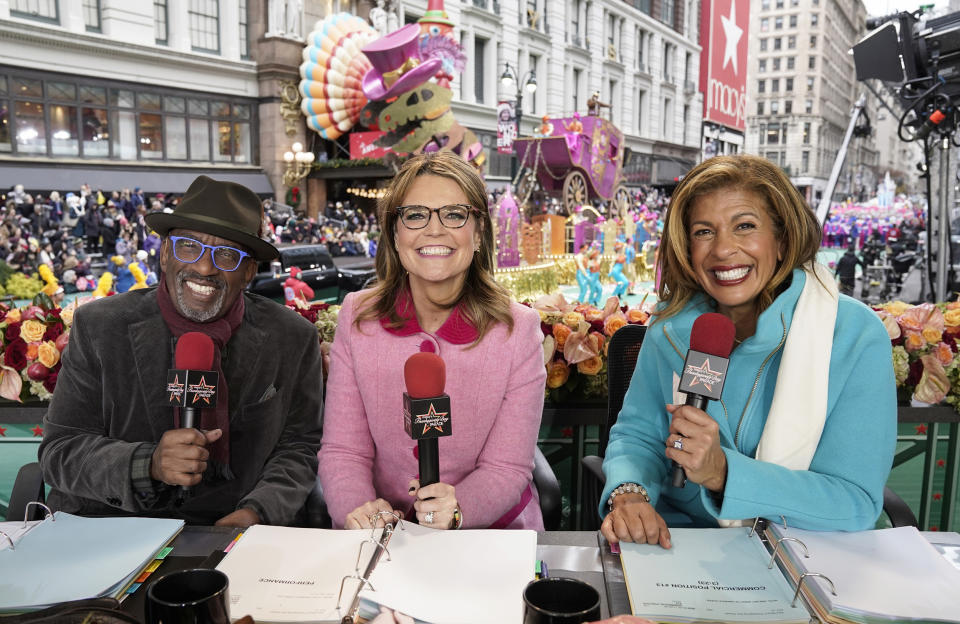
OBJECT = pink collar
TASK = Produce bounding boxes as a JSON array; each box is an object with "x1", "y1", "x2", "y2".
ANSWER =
[{"x1": 380, "y1": 291, "x2": 479, "y2": 345}]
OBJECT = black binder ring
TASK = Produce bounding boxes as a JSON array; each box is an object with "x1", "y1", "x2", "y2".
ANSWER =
[
  {"x1": 791, "y1": 572, "x2": 837, "y2": 608},
  {"x1": 0, "y1": 529, "x2": 14, "y2": 550},
  {"x1": 23, "y1": 501, "x2": 53, "y2": 526},
  {"x1": 767, "y1": 536, "x2": 810, "y2": 569}
]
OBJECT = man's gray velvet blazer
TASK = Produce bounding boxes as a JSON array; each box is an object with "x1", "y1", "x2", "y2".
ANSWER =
[{"x1": 38, "y1": 287, "x2": 324, "y2": 525}]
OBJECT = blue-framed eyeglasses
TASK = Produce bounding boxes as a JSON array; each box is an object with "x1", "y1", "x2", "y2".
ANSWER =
[
  {"x1": 396, "y1": 204, "x2": 477, "y2": 229},
  {"x1": 168, "y1": 236, "x2": 250, "y2": 272}
]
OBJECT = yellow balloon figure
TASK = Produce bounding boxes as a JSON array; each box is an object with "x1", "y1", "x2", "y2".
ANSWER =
[
  {"x1": 92, "y1": 272, "x2": 113, "y2": 298},
  {"x1": 38, "y1": 264, "x2": 59, "y2": 298},
  {"x1": 128, "y1": 263, "x2": 148, "y2": 291}
]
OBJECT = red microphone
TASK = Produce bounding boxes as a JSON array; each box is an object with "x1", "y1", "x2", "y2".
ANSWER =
[
  {"x1": 672, "y1": 313, "x2": 736, "y2": 488},
  {"x1": 167, "y1": 332, "x2": 219, "y2": 502},
  {"x1": 403, "y1": 353, "x2": 452, "y2": 487}
]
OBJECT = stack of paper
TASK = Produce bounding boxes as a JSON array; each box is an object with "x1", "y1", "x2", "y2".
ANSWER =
[{"x1": 0, "y1": 512, "x2": 184, "y2": 613}]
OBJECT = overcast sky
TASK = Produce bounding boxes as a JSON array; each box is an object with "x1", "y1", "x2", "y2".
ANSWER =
[{"x1": 862, "y1": 0, "x2": 948, "y2": 17}]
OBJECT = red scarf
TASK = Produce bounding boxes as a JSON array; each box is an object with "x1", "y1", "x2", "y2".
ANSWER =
[{"x1": 156, "y1": 278, "x2": 244, "y2": 475}]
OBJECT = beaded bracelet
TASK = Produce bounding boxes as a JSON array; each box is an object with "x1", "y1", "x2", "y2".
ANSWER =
[{"x1": 607, "y1": 482, "x2": 650, "y2": 509}]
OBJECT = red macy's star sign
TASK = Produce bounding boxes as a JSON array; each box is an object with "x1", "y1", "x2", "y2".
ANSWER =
[
  {"x1": 31, "y1": 425, "x2": 43, "y2": 437},
  {"x1": 419, "y1": 403, "x2": 448, "y2": 435},
  {"x1": 0, "y1": 425, "x2": 7, "y2": 436},
  {"x1": 687, "y1": 358, "x2": 721, "y2": 393},
  {"x1": 916, "y1": 424, "x2": 928, "y2": 434}
]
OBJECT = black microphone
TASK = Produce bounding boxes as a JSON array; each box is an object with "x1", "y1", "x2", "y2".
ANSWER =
[
  {"x1": 402, "y1": 352, "x2": 452, "y2": 487},
  {"x1": 672, "y1": 313, "x2": 735, "y2": 488},
  {"x1": 167, "y1": 332, "x2": 219, "y2": 503}
]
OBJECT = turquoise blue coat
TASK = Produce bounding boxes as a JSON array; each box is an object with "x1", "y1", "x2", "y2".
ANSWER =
[{"x1": 601, "y1": 269, "x2": 897, "y2": 531}]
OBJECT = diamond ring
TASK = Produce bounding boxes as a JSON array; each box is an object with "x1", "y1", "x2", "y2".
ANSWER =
[{"x1": 673, "y1": 438, "x2": 684, "y2": 451}]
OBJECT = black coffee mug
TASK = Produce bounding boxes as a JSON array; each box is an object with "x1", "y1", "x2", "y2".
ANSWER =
[
  {"x1": 523, "y1": 576, "x2": 601, "y2": 624},
  {"x1": 145, "y1": 568, "x2": 230, "y2": 624}
]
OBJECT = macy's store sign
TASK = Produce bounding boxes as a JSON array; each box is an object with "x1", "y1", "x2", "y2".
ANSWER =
[{"x1": 700, "y1": 0, "x2": 748, "y2": 131}]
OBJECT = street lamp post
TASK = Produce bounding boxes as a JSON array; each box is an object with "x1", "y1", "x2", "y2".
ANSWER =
[
  {"x1": 500, "y1": 62, "x2": 538, "y2": 179},
  {"x1": 282, "y1": 141, "x2": 315, "y2": 188}
]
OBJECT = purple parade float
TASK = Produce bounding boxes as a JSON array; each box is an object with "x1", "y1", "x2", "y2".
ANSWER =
[{"x1": 513, "y1": 114, "x2": 631, "y2": 216}]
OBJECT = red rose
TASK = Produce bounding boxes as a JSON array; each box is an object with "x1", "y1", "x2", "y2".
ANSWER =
[
  {"x1": 5, "y1": 323, "x2": 21, "y2": 343},
  {"x1": 43, "y1": 368, "x2": 59, "y2": 393},
  {"x1": 43, "y1": 322, "x2": 64, "y2": 342},
  {"x1": 906, "y1": 359, "x2": 924, "y2": 387},
  {"x1": 589, "y1": 319, "x2": 604, "y2": 334},
  {"x1": 4, "y1": 338, "x2": 27, "y2": 371},
  {"x1": 540, "y1": 322, "x2": 552, "y2": 337}
]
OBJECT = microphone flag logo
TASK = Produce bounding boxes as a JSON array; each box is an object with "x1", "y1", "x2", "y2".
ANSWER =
[
  {"x1": 678, "y1": 349, "x2": 729, "y2": 401},
  {"x1": 166, "y1": 371, "x2": 186, "y2": 405},
  {"x1": 416, "y1": 402, "x2": 449, "y2": 435},
  {"x1": 403, "y1": 392, "x2": 453, "y2": 440}
]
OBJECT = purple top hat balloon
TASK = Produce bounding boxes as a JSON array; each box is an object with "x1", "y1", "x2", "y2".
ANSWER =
[{"x1": 361, "y1": 24, "x2": 442, "y2": 101}]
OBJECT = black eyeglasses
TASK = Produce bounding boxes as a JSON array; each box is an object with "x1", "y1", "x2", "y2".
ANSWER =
[
  {"x1": 397, "y1": 204, "x2": 477, "y2": 229},
  {"x1": 168, "y1": 236, "x2": 250, "y2": 272}
]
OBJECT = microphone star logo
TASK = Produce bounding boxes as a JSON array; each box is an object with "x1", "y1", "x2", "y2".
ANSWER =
[
  {"x1": 189, "y1": 376, "x2": 217, "y2": 405},
  {"x1": 686, "y1": 358, "x2": 722, "y2": 392},
  {"x1": 417, "y1": 403, "x2": 449, "y2": 434},
  {"x1": 167, "y1": 374, "x2": 185, "y2": 402}
]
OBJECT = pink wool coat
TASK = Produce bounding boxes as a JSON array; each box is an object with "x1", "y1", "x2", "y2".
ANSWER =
[{"x1": 318, "y1": 290, "x2": 547, "y2": 530}]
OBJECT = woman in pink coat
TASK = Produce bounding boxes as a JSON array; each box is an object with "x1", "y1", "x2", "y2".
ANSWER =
[{"x1": 319, "y1": 152, "x2": 547, "y2": 530}]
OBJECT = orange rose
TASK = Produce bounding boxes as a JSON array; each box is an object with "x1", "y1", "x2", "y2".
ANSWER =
[
  {"x1": 604, "y1": 313, "x2": 628, "y2": 337},
  {"x1": 4, "y1": 308, "x2": 21, "y2": 324},
  {"x1": 904, "y1": 331, "x2": 926, "y2": 352},
  {"x1": 583, "y1": 307, "x2": 604, "y2": 322},
  {"x1": 562, "y1": 311, "x2": 585, "y2": 328},
  {"x1": 552, "y1": 323, "x2": 572, "y2": 349},
  {"x1": 26, "y1": 342, "x2": 39, "y2": 360},
  {"x1": 947, "y1": 301, "x2": 960, "y2": 310},
  {"x1": 936, "y1": 342, "x2": 955, "y2": 366},
  {"x1": 577, "y1": 356, "x2": 603, "y2": 376},
  {"x1": 20, "y1": 319, "x2": 46, "y2": 343},
  {"x1": 60, "y1": 306, "x2": 75, "y2": 326},
  {"x1": 884, "y1": 301, "x2": 912, "y2": 316},
  {"x1": 945, "y1": 308, "x2": 960, "y2": 328},
  {"x1": 626, "y1": 308, "x2": 649, "y2": 324},
  {"x1": 37, "y1": 341, "x2": 60, "y2": 368},
  {"x1": 546, "y1": 360, "x2": 570, "y2": 389},
  {"x1": 922, "y1": 326, "x2": 943, "y2": 345}
]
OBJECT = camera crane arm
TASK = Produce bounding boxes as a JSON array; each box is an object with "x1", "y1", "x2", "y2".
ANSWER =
[{"x1": 815, "y1": 94, "x2": 868, "y2": 226}]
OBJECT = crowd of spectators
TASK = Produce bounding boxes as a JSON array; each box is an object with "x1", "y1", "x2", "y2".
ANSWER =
[{"x1": 260, "y1": 198, "x2": 380, "y2": 258}]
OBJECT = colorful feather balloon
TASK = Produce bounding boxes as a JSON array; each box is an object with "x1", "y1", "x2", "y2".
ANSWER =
[{"x1": 299, "y1": 13, "x2": 378, "y2": 140}]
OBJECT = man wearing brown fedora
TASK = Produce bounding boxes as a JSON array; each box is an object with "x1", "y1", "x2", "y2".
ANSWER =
[{"x1": 39, "y1": 176, "x2": 323, "y2": 527}]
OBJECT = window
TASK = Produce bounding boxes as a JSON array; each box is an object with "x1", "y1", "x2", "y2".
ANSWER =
[
  {"x1": 803, "y1": 122, "x2": 811, "y2": 143},
  {"x1": 775, "y1": 16, "x2": 783, "y2": 30},
  {"x1": 810, "y1": 35, "x2": 817, "y2": 48},
  {"x1": 662, "y1": 0, "x2": 674, "y2": 26},
  {"x1": 636, "y1": 28, "x2": 646, "y2": 70},
  {"x1": 10, "y1": 0, "x2": 58, "y2": 23},
  {"x1": 663, "y1": 97, "x2": 672, "y2": 139},
  {"x1": 82, "y1": 0, "x2": 101, "y2": 32},
  {"x1": 808, "y1": 55, "x2": 816, "y2": 69},
  {"x1": 789, "y1": 14, "x2": 797, "y2": 28},
  {"x1": 785, "y1": 100, "x2": 793, "y2": 114},
  {"x1": 759, "y1": 59, "x2": 767, "y2": 73},
  {"x1": 787, "y1": 35, "x2": 796, "y2": 49},
  {"x1": 239, "y1": 0, "x2": 249, "y2": 58},
  {"x1": 761, "y1": 18, "x2": 769, "y2": 32},
  {"x1": 759, "y1": 123, "x2": 766, "y2": 145},
  {"x1": 766, "y1": 122, "x2": 781, "y2": 144},
  {"x1": 774, "y1": 37, "x2": 782, "y2": 50},
  {"x1": 811, "y1": 13, "x2": 818, "y2": 26},
  {"x1": 758, "y1": 101, "x2": 765, "y2": 115},
  {"x1": 771, "y1": 100, "x2": 779, "y2": 114},
  {"x1": 787, "y1": 56, "x2": 795, "y2": 70},
  {"x1": 785, "y1": 78, "x2": 794, "y2": 91},
  {"x1": 607, "y1": 12, "x2": 616, "y2": 48},
  {"x1": 155, "y1": 0, "x2": 168, "y2": 44},
  {"x1": 189, "y1": 0, "x2": 220, "y2": 53},
  {"x1": 805, "y1": 99, "x2": 813, "y2": 113},
  {"x1": 637, "y1": 89, "x2": 645, "y2": 134},
  {"x1": 474, "y1": 37, "x2": 487, "y2": 104},
  {"x1": 571, "y1": 0, "x2": 581, "y2": 40},
  {"x1": 772, "y1": 79, "x2": 780, "y2": 92},
  {"x1": 15, "y1": 101, "x2": 46, "y2": 154},
  {"x1": 766, "y1": 150, "x2": 781, "y2": 165},
  {"x1": 807, "y1": 76, "x2": 815, "y2": 91},
  {"x1": 760, "y1": 38, "x2": 768, "y2": 52},
  {"x1": 773, "y1": 58, "x2": 781, "y2": 71},
  {"x1": 762, "y1": 0, "x2": 770, "y2": 9},
  {"x1": 776, "y1": 0, "x2": 784, "y2": 7},
  {"x1": 758, "y1": 79, "x2": 766, "y2": 93},
  {"x1": 802, "y1": 150, "x2": 809, "y2": 172},
  {"x1": 573, "y1": 68, "x2": 581, "y2": 112}
]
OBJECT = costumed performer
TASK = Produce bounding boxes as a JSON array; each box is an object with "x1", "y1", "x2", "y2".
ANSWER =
[
  {"x1": 39, "y1": 175, "x2": 324, "y2": 527},
  {"x1": 600, "y1": 154, "x2": 896, "y2": 547},
  {"x1": 587, "y1": 247, "x2": 603, "y2": 306},
  {"x1": 575, "y1": 243, "x2": 591, "y2": 303},
  {"x1": 608, "y1": 241, "x2": 629, "y2": 299},
  {"x1": 318, "y1": 151, "x2": 547, "y2": 530}
]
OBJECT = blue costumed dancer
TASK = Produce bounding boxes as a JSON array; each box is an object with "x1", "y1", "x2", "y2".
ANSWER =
[
  {"x1": 587, "y1": 247, "x2": 603, "y2": 306},
  {"x1": 575, "y1": 243, "x2": 590, "y2": 303},
  {"x1": 608, "y1": 242, "x2": 630, "y2": 299}
]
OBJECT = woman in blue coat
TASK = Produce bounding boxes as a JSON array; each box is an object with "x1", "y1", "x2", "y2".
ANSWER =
[{"x1": 600, "y1": 155, "x2": 896, "y2": 547}]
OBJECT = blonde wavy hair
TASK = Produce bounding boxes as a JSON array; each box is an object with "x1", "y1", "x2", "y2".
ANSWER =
[
  {"x1": 655, "y1": 154, "x2": 821, "y2": 322},
  {"x1": 355, "y1": 152, "x2": 514, "y2": 342}
]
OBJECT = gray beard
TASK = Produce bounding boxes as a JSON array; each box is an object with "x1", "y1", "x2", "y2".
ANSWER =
[{"x1": 174, "y1": 271, "x2": 226, "y2": 323}]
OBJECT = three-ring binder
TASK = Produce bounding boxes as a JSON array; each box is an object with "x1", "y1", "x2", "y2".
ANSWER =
[
  {"x1": 337, "y1": 511, "x2": 406, "y2": 624},
  {"x1": 757, "y1": 517, "x2": 836, "y2": 616}
]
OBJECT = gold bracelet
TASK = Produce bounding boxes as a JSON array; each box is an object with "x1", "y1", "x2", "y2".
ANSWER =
[{"x1": 452, "y1": 506, "x2": 463, "y2": 529}]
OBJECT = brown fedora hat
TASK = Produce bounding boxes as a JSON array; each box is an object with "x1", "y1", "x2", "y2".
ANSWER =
[{"x1": 144, "y1": 175, "x2": 278, "y2": 261}]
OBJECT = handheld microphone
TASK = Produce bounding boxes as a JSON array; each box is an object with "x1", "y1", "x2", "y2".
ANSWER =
[
  {"x1": 672, "y1": 313, "x2": 736, "y2": 488},
  {"x1": 167, "y1": 332, "x2": 219, "y2": 502},
  {"x1": 403, "y1": 352, "x2": 452, "y2": 487}
]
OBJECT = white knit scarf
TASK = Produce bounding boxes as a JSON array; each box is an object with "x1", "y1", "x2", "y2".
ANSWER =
[{"x1": 717, "y1": 262, "x2": 838, "y2": 527}]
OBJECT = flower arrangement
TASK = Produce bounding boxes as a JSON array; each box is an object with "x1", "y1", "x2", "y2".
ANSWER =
[
  {"x1": 288, "y1": 299, "x2": 341, "y2": 344},
  {"x1": 530, "y1": 293, "x2": 653, "y2": 403},
  {"x1": 874, "y1": 300, "x2": 960, "y2": 409},
  {"x1": 0, "y1": 293, "x2": 79, "y2": 402}
]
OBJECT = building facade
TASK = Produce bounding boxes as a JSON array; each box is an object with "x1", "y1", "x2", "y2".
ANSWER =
[{"x1": 744, "y1": 0, "x2": 879, "y2": 205}]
